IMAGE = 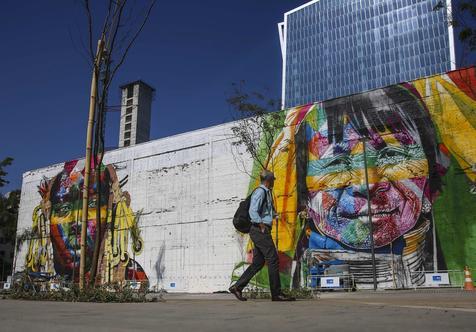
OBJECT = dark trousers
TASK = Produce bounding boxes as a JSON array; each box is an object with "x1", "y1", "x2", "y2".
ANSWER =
[{"x1": 234, "y1": 224, "x2": 281, "y2": 296}]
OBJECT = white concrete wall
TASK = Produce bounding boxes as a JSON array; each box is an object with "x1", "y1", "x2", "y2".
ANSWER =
[{"x1": 15, "y1": 122, "x2": 254, "y2": 293}]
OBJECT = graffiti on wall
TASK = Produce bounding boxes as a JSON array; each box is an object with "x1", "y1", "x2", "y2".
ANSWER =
[
  {"x1": 233, "y1": 67, "x2": 476, "y2": 289},
  {"x1": 25, "y1": 159, "x2": 147, "y2": 284}
]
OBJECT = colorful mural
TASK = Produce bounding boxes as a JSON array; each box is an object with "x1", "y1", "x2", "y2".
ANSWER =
[
  {"x1": 24, "y1": 159, "x2": 147, "y2": 285},
  {"x1": 17, "y1": 67, "x2": 476, "y2": 291},
  {"x1": 234, "y1": 67, "x2": 476, "y2": 289}
]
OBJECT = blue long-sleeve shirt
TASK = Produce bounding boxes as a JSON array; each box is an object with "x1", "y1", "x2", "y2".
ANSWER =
[{"x1": 249, "y1": 185, "x2": 275, "y2": 226}]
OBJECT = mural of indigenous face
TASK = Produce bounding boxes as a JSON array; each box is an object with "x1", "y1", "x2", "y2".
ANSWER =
[
  {"x1": 305, "y1": 87, "x2": 439, "y2": 249},
  {"x1": 26, "y1": 159, "x2": 147, "y2": 284},
  {"x1": 234, "y1": 68, "x2": 476, "y2": 290},
  {"x1": 48, "y1": 161, "x2": 109, "y2": 276}
]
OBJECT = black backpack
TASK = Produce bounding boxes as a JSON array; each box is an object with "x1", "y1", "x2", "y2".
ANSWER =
[{"x1": 233, "y1": 187, "x2": 267, "y2": 233}]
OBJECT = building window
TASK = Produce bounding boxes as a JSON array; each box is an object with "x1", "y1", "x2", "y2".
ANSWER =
[
  {"x1": 126, "y1": 115, "x2": 132, "y2": 122},
  {"x1": 124, "y1": 140, "x2": 130, "y2": 147},
  {"x1": 126, "y1": 99, "x2": 133, "y2": 106},
  {"x1": 126, "y1": 107, "x2": 132, "y2": 115},
  {"x1": 127, "y1": 86, "x2": 133, "y2": 98},
  {"x1": 124, "y1": 131, "x2": 131, "y2": 139},
  {"x1": 125, "y1": 123, "x2": 131, "y2": 131}
]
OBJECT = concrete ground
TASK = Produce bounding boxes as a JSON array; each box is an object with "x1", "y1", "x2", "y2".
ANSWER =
[{"x1": 1, "y1": 289, "x2": 475, "y2": 331}]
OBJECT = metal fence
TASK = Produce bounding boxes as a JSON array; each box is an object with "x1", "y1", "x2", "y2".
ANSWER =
[
  {"x1": 409, "y1": 270, "x2": 465, "y2": 289},
  {"x1": 305, "y1": 273, "x2": 356, "y2": 291}
]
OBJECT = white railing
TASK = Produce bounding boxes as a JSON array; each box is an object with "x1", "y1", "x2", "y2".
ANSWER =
[
  {"x1": 305, "y1": 273, "x2": 356, "y2": 291},
  {"x1": 409, "y1": 270, "x2": 465, "y2": 289}
]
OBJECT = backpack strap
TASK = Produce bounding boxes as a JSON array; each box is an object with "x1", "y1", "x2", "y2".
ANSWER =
[{"x1": 257, "y1": 187, "x2": 268, "y2": 216}]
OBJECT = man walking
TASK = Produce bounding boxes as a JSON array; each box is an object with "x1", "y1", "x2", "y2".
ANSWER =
[{"x1": 229, "y1": 170, "x2": 295, "y2": 302}]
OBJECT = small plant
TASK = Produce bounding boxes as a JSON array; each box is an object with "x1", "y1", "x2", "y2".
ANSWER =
[
  {"x1": 7, "y1": 273, "x2": 156, "y2": 303},
  {"x1": 9, "y1": 284, "x2": 151, "y2": 302},
  {"x1": 242, "y1": 287, "x2": 314, "y2": 300},
  {"x1": 282, "y1": 287, "x2": 314, "y2": 300},
  {"x1": 243, "y1": 286, "x2": 271, "y2": 300}
]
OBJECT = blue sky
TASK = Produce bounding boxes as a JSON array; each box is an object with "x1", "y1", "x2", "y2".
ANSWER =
[{"x1": 0, "y1": 0, "x2": 305, "y2": 193}]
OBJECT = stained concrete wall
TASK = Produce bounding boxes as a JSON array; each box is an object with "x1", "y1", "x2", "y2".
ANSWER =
[{"x1": 15, "y1": 121, "x2": 253, "y2": 292}]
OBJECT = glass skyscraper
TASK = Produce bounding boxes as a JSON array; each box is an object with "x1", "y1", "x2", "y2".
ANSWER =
[{"x1": 279, "y1": 0, "x2": 456, "y2": 108}]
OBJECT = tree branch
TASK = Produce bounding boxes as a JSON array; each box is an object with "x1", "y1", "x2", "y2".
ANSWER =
[
  {"x1": 82, "y1": 0, "x2": 95, "y2": 63},
  {"x1": 107, "y1": 0, "x2": 157, "y2": 90}
]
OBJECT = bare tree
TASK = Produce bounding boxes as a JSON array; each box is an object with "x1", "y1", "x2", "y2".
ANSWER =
[
  {"x1": 227, "y1": 82, "x2": 301, "y2": 262},
  {"x1": 227, "y1": 81, "x2": 287, "y2": 176},
  {"x1": 77, "y1": 0, "x2": 157, "y2": 286}
]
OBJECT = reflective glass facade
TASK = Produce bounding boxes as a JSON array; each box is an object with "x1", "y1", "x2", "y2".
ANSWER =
[{"x1": 282, "y1": 0, "x2": 454, "y2": 108}]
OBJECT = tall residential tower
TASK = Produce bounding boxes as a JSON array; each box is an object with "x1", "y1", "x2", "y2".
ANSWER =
[{"x1": 279, "y1": 0, "x2": 456, "y2": 108}]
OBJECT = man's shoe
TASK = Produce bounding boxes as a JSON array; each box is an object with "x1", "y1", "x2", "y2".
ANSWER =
[
  {"x1": 229, "y1": 286, "x2": 247, "y2": 301},
  {"x1": 271, "y1": 294, "x2": 296, "y2": 302}
]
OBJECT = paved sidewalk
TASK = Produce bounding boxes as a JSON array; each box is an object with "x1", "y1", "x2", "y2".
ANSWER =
[{"x1": 1, "y1": 290, "x2": 475, "y2": 331}]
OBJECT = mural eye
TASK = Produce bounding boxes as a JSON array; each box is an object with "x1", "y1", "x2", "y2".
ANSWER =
[
  {"x1": 53, "y1": 203, "x2": 72, "y2": 217},
  {"x1": 378, "y1": 147, "x2": 407, "y2": 161},
  {"x1": 88, "y1": 200, "x2": 97, "y2": 208},
  {"x1": 325, "y1": 156, "x2": 350, "y2": 169}
]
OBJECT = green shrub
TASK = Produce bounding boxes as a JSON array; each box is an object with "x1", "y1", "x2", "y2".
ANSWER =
[
  {"x1": 8, "y1": 283, "x2": 151, "y2": 303},
  {"x1": 243, "y1": 287, "x2": 313, "y2": 300}
]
